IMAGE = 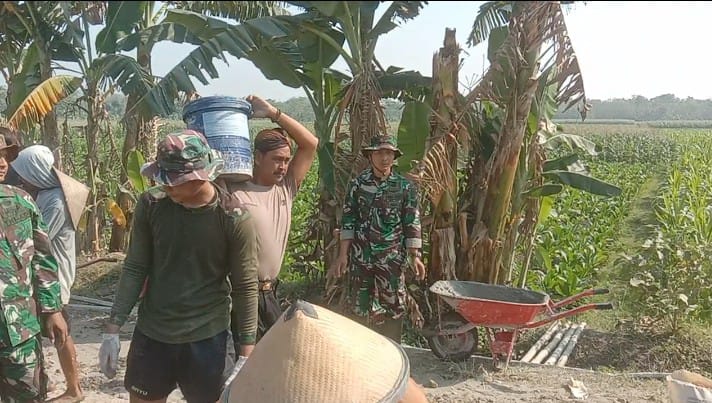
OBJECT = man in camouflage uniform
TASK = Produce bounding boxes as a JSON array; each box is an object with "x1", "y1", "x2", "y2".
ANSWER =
[
  {"x1": 0, "y1": 135, "x2": 69, "y2": 402},
  {"x1": 330, "y1": 135, "x2": 426, "y2": 343}
]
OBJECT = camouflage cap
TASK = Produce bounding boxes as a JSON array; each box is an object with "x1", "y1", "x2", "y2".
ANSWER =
[
  {"x1": 141, "y1": 130, "x2": 223, "y2": 187},
  {"x1": 0, "y1": 133, "x2": 19, "y2": 161},
  {"x1": 361, "y1": 135, "x2": 402, "y2": 158}
]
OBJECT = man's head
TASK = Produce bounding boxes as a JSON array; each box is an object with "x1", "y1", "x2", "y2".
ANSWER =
[
  {"x1": 0, "y1": 132, "x2": 20, "y2": 183},
  {"x1": 362, "y1": 135, "x2": 402, "y2": 174},
  {"x1": 141, "y1": 130, "x2": 223, "y2": 205},
  {"x1": 253, "y1": 128, "x2": 293, "y2": 186}
]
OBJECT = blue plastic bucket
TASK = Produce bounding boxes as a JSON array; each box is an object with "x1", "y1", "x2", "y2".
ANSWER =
[{"x1": 182, "y1": 96, "x2": 253, "y2": 182}]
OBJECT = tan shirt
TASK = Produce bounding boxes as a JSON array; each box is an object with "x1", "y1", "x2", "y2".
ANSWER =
[{"x1": 228, "y1": 173, "x2": 298, "y2": 281}]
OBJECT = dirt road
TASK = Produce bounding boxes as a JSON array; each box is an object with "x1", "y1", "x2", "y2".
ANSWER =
[{"x1": 41, "y1": 305, "x2": 670, "y2": 402}]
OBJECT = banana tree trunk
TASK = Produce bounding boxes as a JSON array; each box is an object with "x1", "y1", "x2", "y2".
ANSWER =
[
  {"x1": 109, "y1": 43, "x2": 153, "y2": 252},
  {"x1": 428, "y1": 28, "x2": 460, "y2": 285},
  {"x1": 500, "y1": 132, "x2": 531, "y2": 283},
  {"x1": 463, "y1": 2, "x2": 553, "y2": 285},
  {"x1": 38, "y1": 42, "x2": 62, "y2": 170},
  {"x1": 83, "y1": 81, "x2": 103, "y2": 254}
]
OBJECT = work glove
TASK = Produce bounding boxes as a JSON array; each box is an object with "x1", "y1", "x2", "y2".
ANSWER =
[
  {"x1": 99, "y1": 333, "x2": 121, "y2": 379},
  {"x1": 222, "y1": 355, "x2": 248, "y2": 392}
]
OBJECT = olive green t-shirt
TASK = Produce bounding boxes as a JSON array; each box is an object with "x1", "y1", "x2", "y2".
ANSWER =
[{"x1": 109, "y1": 185, "x2": 259, "y2": 345}]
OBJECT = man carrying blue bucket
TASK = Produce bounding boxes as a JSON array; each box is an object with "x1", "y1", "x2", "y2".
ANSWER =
[{"x1": 219, "y1": 95, "x2": 319, "y2": 343}]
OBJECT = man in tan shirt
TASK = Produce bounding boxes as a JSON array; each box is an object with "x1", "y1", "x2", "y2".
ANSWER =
[{"x1": 222, "y1": 95, "x2": 318, "y2": 344}]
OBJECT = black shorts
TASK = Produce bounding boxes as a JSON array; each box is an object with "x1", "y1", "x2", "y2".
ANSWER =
[
  {"x1": 230, "y1": 285, "x2": 283, "y2": 351},
  {"x1": 257, "y1": 286, "x2": 285, "y2": 338},
  {"x1": 224, "y1": 286, "x2": 284, "y2": 382},
  {"x1": 124, "y1": 328, "x2": 227, "y2": 402}
]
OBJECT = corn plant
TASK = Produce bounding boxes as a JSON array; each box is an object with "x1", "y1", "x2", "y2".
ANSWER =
[
  {"x1": 526, "y1": 130, "x2": 675, "y2": 298},
  {"x1": 628, "y1": 130, "x2": 712, "y2": 331}
]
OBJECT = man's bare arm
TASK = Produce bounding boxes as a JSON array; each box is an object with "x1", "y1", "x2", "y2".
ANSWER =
[{"x1": 267, "y1": 108, "x2": 318, "y2": 187}]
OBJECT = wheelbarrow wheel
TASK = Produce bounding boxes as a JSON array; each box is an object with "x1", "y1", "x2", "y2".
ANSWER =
[{"x1": 427, "y1": 312, "x2": 478, "y2": 362}]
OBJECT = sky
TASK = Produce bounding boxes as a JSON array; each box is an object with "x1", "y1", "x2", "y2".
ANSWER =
[
  {"x1": 142, "y1": 1, "x2": 712, "y2": 102},
  {"x1": 5, "y1": 1, "x2": 712, "y2": 102}
]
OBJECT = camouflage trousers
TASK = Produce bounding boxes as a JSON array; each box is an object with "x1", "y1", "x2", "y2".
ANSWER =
[
  {"x1": 0, "y1": 335, "x2": 47, "y2": 403},
  {"x1": 349, "y1": 263, "x2": 408, "y2": 326}
]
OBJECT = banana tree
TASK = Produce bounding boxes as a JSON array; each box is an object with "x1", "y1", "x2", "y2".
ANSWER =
[
  {"x1": 397, "y1": 29, "x2": 460, "y2": 288},
  {"x1": 0, "y1": 3, "x2": 83, "y2": 132},
  {"x1": 97, "y1": 1, "x2": 288, "y2": 251},
  {"x1": 254, "y1": 2, "x2": 433, "y2": 325},
  {"x1": 0, "y1": 1, "x2": 104, "y2": 168},
  {"x1": 43, "y1": 4, "x2": 163, "y2": 253},
  {"x1": 401, "y1": 2, "x2": 618, "y2": 291},
  {"x1": 109, "y1": 4, "x2": 347, "y2": 261},
  {"x1": 290, "y1": 1, "x2": 426, "y2": 194}
]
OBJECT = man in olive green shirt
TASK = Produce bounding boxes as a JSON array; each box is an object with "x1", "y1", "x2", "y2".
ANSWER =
[{"x1": 97, "y1": 131, "x2": 259, "y2": 403}]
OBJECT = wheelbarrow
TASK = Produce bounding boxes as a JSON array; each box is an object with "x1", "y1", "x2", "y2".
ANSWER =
[{"x1": 423, "y1": 280, "x2": 613, "y2": 369}]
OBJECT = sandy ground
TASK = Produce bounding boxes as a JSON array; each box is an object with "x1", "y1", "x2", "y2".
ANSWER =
[{"x1": 43, "y1": 305, "x2": 670, "y2": 402}]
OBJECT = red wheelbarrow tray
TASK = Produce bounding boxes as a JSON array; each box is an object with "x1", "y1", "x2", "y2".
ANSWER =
[{"x1": 429, "y1": 280, "x2": 612, "y2": 330}]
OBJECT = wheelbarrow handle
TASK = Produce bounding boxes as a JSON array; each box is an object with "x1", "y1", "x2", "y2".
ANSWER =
[
  {"x1": 525, "y1": 301, "x2": 615, "y2": 329},
  {"x1": 550, "y1": 288, "x2": 610, "y2": 309}
]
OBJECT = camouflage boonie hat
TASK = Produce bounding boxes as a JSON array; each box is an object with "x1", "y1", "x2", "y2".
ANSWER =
[
  {"x1": 0, "y1": 134, "x2": 19, "y2": 161},
  {"x1": 141, "y1": 130, "x2": 223, "y2": 186},
  {"x1": 361, "y1": 135, "x2": 402, "y2": 158}
]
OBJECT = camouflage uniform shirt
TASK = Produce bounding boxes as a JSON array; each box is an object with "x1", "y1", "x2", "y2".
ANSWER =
[
  {"x1": 340, "y1": 168, "x2": 422, "y2": 322},
  {"x1": 0, "y1": 185, "x2": 62, "y2": 347}
]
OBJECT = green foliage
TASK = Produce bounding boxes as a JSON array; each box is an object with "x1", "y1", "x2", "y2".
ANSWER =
[
  {"x1": 126, "y1": 150, "x2": 149, "y2": 195},
  {"x1": 529, "y1": 161, "x2": 647, "y2": 297},
  {"x1": 280, "y1": 162, "x2": 321, "y2": 282},
  {"x1": 395, "y1": 101, "x2": 430, "y2": 173},
  {"x1": 627, "y1": 132, "x2": 712, "y2": 331},
  {"x1": 627, "y1": 230, "x2": 712, "y2": 332},
  {"x1": 524, "y1": 130, "x2": 677, "y2": 298}
]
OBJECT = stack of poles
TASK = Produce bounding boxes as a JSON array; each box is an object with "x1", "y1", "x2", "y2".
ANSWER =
[{"x1": 519, "y1": 321, "x2": 587, "y2": 367}]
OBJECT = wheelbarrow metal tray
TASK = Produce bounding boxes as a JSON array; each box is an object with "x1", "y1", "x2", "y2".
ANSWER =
[{"x1": 430, "y1": 280, "x2": 550, "y2": 327}]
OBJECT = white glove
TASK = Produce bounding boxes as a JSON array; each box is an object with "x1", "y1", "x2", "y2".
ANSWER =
[
  {"x1": 222, "y1": 355, "x2": 248, "y2": 392},
  {"x1": 99, "y1": 333, "x2": 121, "y2": 379}
]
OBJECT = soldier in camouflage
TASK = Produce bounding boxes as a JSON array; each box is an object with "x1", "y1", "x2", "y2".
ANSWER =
[
  {"x1": 330, "y1": 135, "x2": 426, "y2": 343},
  {"x1": 0, "y1": 135, "x2": 69, "y2": 402}
]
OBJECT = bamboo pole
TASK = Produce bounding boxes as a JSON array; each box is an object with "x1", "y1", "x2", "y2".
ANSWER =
[
  {"x1": 66, "y1": 304, "x2": 112, "y2": 312},
  {"x1": 531, "y1": 322, "x2": 570, "y2": 364},
  {"x1": 556, "y1": 322, "x2": 587, "y2": 367},
  {"x1": 545, "y1": 323, "x2": 579, "y2": 365},
  {"x1": 70, "y1": 295, "x2": 113, "y2": 307},
  {"x1": 521, "y1": 321, "x2": 560, "y2": 362}
]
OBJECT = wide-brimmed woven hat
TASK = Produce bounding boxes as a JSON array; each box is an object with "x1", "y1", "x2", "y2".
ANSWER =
[
  {"x1": 362, "y1": 135, "x2": 402, "y2": 158},
  {"x1": 222, "y1": 300, "x2": 410, "y2": 403},
  {"x1": 140, "y1": 130, "x2": 223, "y2": 186},
  {"x1": 54, "y1": 169, "x2": 89, "y2": 230}
]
